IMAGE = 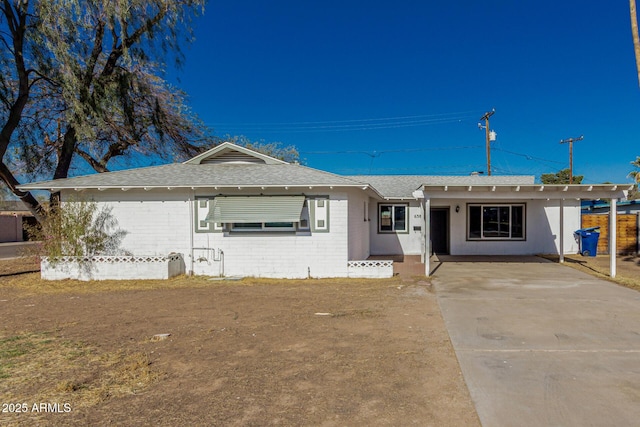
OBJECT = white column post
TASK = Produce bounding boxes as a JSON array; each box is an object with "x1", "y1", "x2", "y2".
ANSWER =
[
  {"x1": 610, "y1": 198, "x2": 617, "y2": 278},
  {"x1": 425, "y1": 197, "x2": 431, "y2": 277},
  {"x1": 420, "y1": 201, "x2": 425, "y2": 263},
  {"x1": 559, "y1": 199, "x2": 565, "y2": 263}
]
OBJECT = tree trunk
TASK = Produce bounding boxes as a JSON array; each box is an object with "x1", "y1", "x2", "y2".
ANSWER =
[
  {"x1": 632, "y1": 0, "x2": 640, "y2": 87},
  {"x1": 53, "y1": 127, "x2": 77, "y2": 180}
]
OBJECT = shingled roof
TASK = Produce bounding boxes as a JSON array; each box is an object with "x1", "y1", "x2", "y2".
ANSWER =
[
  {"x1": 18, "y1": 143, "x2": 368, "y2": 191},
  {"x1": 18, "y1": 163, "x2": 371, "y2": 190},
  {"x1": 18, "y1": 142, "x2": 537, "y2": 198}
]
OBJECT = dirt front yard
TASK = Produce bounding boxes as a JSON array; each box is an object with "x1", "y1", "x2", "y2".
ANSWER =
[{"x1": 0, "y1": 271, "x2": 479, "y2": 426}]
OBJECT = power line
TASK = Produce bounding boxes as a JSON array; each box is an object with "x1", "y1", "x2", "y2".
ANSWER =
[
  {"x1": 207, "y1": 110, "x2": 481, "y2": 133},
  {"x1": 302, "y1": 145, "x2": 483, "y2": 157},
  {"x1": 492, "y1": 147, "x2": 566, "y2": 167},
  {"x1": 335, "y1": 166, "x2": 484, "y2": 175},
  {"x1": 209, "y1": 110, "x2": 481, "y2": 126}
]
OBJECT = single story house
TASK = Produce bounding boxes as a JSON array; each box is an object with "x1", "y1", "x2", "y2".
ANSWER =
[{"x1": 18, "y1": 142, "x2": 632, "y2": 279}]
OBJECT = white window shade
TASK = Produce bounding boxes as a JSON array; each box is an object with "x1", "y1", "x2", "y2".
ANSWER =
[{"x1": 206, "y1": 196, "x2": 305, "y2": 223}]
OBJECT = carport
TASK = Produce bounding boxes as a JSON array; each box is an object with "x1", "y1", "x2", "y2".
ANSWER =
[{"x1": 413, "y1": 184, "x2": 633, "y2": 278}]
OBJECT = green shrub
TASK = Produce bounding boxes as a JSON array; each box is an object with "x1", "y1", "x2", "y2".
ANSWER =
[{"x1": 27, "y1": 198, "x2": 127, "y2": 264}]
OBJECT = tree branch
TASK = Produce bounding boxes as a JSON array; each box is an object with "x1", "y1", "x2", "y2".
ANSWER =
[
  {"x1": 0, "y1": 161, "x2": 45, "y2": 222},
  {"x1": 101, "y1": 7, "x2": 168, "y2": 78},
  {"x1": 75, "y1": 146, "x2": 110, "y2": 173},
  {"x1": 0, "y1": 0, "x2": 31, "y2": 160},
  {"x1": 83, "y1": 19, "x2": 105, "y2": 88}
]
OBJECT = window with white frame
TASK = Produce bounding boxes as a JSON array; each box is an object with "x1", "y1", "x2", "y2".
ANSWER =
[
  {"x1": 467, "y1": 204, "x2": 525, "y2": 240},
  {"x1": 378, "y1": 204, "x2": 408, "y2": 233}
]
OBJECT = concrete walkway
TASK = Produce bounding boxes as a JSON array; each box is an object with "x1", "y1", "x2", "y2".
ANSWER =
[{"x1": 432, "y1": 256, "x2": 640, "y2": 427}]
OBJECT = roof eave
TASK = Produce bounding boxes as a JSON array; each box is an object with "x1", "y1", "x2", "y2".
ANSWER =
[
  {"x1": 18, "y1": 184, "x2": 378, "y2": 191},
  {"x1": 418, "y1": 184, "x2": 634, "y2": 199}
]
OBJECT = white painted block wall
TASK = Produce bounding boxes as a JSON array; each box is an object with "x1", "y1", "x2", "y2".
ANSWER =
[
  {"x1": 369, "y1": 201, "x2": 423, "y2": 255},
  {"x1": 444, "y1": 198, "x2": 581, "y2": 255},
  {"x1": 347, "y1": 190, "x2": 371, "y2": 260},
  {"x1": 72, "y1": 190, "x2": 193, "y2": 259},
  {"x1": 81, "y1": 189, "x2": 351, "y2": 279},
  {"x1": 41, "y1": 256, "x2": 184, "y2": 281},
  {"x1": 191, "y1": 193, "x2": 350, "y2": 278}
]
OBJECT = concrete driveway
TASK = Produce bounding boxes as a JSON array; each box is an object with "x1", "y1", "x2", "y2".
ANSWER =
[{"x1": 432, "y1": 256, "x2": 640, "y2": 427}]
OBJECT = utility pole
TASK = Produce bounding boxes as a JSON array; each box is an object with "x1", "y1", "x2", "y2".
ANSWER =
[
  {"x1": 479, "y1": 109, "x2": 495, "y2": 175},
  {"x1": 559, "y1": 135, "x2": 584, "y2": 184}
]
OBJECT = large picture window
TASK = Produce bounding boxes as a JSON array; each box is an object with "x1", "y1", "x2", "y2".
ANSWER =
[
  {"x1": 379, "y1": 204, "x2": 408, "y2": 233},
  {"x1": 467, "y1": 204, "x2": 525, "y2": 240}
]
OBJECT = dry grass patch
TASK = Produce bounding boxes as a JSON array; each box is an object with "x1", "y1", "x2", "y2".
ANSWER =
[
  {"x1": 0, "y1": 331, "x2": 159, "y2": 423},
  {"x1": 0, "y1": 271, "x2": 217, "y2": 296},
  {"x1": 0, "y1": 257, "x2": 40, "y2": 276},
  {"x1": 0, "y1": 261, "x2": 407, "y2": 296}
]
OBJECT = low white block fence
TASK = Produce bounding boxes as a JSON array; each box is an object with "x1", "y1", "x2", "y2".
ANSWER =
[
  {"x1": 41, "y1": 254, "x2": 185, "y2": 281},
  {"x1": 347, "y1": 260, "x2": 394, "y2": 278}
]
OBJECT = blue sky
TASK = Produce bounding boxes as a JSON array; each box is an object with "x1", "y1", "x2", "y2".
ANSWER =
[{"x1": 170, "y1": 1, "x2": 640, "y2": 184}]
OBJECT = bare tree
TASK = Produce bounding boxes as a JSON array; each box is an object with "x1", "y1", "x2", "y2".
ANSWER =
[{"x1": 1, "y1": 0, "x2": 210, "y2": 219}]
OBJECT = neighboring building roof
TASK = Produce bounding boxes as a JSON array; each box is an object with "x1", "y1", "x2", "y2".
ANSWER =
[
  {"x1": 346, "y1": 175, "x2": 536, "y2": 199},
  {"x1": 0, "y1": 200, "x2": 30, "y2": 213},
  {"x1": 582, "y1": 199, "x2": 640, "y2": 212}
]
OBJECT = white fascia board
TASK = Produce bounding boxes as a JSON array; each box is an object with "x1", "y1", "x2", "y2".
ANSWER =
[
  {"x1": 24, "y1": 183, "x2": 381, "y2": 192},
  {"x1": 420, "y1": 184, "x2": 632, "y2": 200}
]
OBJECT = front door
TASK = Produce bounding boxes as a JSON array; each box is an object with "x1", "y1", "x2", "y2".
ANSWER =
[{"x1": 430, "y1": 208, "x2": 449, "y2": 255}]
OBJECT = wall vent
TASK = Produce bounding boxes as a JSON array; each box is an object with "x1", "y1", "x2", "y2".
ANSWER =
[{"x1": 200, "y1": 150, "x2": 266, "y2": 164}]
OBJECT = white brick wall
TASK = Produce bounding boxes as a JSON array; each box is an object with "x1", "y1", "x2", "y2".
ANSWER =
[
  {"x1": 61, "y1": 189, "x2": 583, "y2": 279},
  {"x1": 192, "y1": 193, "x2": 349, "y2": 278},
  {"x1": 72, "y1": 190, "x2": 193, "y2": 258},
  {"x1": 67, "y1": 189, "x2": 351, "y2": 279}
]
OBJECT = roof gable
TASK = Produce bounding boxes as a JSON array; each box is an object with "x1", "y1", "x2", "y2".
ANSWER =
[{"x1": 184, "y1": 142, "x2": 288, "y2": 165}]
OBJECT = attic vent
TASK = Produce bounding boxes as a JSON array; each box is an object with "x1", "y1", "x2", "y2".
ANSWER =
[{"x1": 200, "y1": 150, "x2": 267, "y2": 164}]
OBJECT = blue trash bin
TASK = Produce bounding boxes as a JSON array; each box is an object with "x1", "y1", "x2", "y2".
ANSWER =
[{"x1": 574, "y1": 227, "x2": 600, "y2": 257}]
